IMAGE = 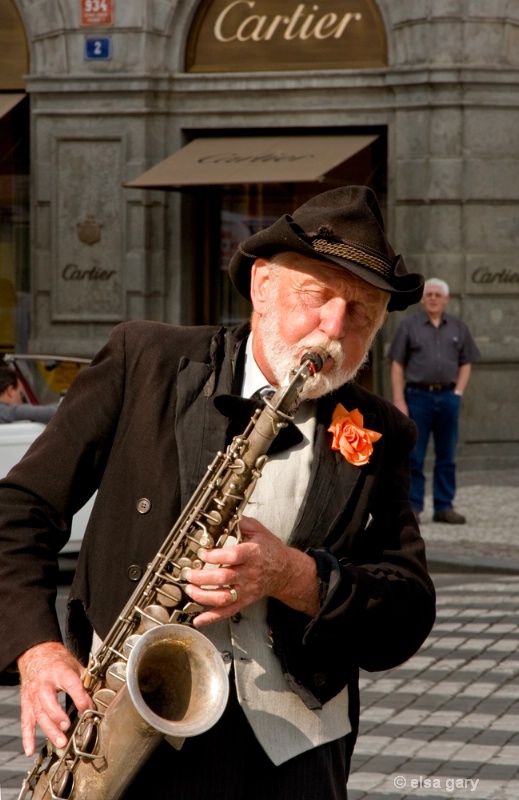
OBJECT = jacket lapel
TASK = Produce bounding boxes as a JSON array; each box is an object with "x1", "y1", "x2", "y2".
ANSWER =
[
  {"x1": 175, "y1": 328, "x2": 240, "y2": 506},
  {"x1": 289, "y1": 392, "x2": 377, "y2": 552}
]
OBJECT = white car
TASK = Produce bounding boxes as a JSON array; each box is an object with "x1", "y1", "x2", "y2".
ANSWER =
[{"x1": 0, "y1": 355, "x2": 95, "y2": 554}]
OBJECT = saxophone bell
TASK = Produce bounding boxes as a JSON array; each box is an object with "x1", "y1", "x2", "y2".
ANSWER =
[
  {"x1": 127, "y1": 623, "x2": 229, "y2": 738},
  {"x1": 40, "y1": 626, "x2": 230, "y2": 800}
]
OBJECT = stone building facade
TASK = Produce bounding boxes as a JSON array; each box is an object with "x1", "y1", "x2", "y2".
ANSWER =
[{"x1": 3, "y1": 0, "x2": 519, "y2": 467}]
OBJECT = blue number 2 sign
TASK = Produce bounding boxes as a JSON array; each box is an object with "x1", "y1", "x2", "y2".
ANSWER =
[{"x1": 85, "y1": 37, "x2": 112, "y2": 60}]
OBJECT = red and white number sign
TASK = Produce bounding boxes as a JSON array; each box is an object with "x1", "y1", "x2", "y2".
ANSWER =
[{"x1": 80, "y1": 0, "x2": 113, "y2": 26}]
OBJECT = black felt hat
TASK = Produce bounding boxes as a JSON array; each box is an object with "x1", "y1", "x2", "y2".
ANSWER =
[{"x1": 228, "y1": 186, "x2": 423, "y2": 311}]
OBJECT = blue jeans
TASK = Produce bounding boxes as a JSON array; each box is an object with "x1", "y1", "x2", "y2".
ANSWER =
[{"x1": 405, "y1": 386, "x2": 461, "y2": 513}]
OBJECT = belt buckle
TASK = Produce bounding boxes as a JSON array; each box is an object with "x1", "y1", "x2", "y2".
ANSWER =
[{"x1": 428, "y1": 384, "x2": 443, "y2": 392}]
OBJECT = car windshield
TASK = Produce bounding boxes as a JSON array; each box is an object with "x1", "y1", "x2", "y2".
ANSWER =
[{"x1": 2, "y1": 354, "x2": 90, "y2": 404}]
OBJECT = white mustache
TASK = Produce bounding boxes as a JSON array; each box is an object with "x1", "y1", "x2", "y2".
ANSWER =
[{"x1": 299, "y1": 338, "x2": 344, "y2": 363}]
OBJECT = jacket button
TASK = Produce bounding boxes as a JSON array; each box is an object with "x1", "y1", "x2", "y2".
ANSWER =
[
  {"x1": 128, "y1": 565, "x2": 143, "y2": 581},
  {"x1": 313, "y1": 672, "x2": 327, "y2": 687},
  {"x1": 136, "y1": 498, "x2": 152, "y2": 514},
  {"x1": 221, "y1": 650, "x2": 233, "y2": 663},
  {"x1": 231, "y1": 613, "x2": 242, "y2": 623}
]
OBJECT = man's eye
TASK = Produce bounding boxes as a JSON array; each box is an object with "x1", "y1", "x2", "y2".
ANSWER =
[
  {"x1": 350, "y1": 306, "x2": 373, "y2": 328},
  {"x1": 299, "y1": 290, "x2": 326, "y2": 306}
]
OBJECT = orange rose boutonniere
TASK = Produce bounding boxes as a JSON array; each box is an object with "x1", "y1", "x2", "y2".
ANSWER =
[{"x1": 328, "y1": 404, "x2": 382, "y2": 467}]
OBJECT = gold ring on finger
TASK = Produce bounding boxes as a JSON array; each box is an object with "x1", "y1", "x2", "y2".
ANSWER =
[{"x1": 229, "y1": 587, "x2": 238, "y2": 603}]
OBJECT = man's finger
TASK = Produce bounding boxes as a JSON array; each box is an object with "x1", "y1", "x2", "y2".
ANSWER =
[{"x1": 20, "y1": 701, "x2": 37, "y2": 757}]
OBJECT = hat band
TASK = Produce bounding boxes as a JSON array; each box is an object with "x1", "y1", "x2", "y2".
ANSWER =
[{"x1": 311, "y1": 238, "x2": 394, "y2": 280}]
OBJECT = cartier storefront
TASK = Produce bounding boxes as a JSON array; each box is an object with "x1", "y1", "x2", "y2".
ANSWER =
[{"x1": 5, "y1": 0, "x2": 519, "y2": 466}]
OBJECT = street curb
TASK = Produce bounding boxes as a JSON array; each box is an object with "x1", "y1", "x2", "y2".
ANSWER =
[{"x1": 428, "y1": 550, "x2": 519, "y2": 575}]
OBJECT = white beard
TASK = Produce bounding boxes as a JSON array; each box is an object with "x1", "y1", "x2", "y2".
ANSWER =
[{"x1": 257, "y1": 299, "x2": 376, "y2": 401}]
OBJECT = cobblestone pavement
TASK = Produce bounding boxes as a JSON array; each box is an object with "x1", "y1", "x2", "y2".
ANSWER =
[
  {"x1": 420, "y1": 470, "x2": 519, "y2": 566},
  {"x1": 349, "y1": 574, "x2": 519, "y2": 800}
]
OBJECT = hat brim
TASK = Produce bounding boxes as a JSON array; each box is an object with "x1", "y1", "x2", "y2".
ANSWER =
[{"x1": 228, "y1": 215, "x2": 423, "y2": 312}]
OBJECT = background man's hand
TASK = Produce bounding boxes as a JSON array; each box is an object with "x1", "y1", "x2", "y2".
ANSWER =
[
  {"x1": 185, "y1": 515, "x2": 320, "y2": 626},
  {"x1": 393, "y1": 398, "x2": 409, "y2": 416},
  {"x1": 18, "y1": 641, "x2": 92, "y2": 756}
]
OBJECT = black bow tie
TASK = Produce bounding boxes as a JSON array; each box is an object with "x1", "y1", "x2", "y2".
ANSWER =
[{"x1": 213, "y1": 393, "x2": 304, "y2": 454}]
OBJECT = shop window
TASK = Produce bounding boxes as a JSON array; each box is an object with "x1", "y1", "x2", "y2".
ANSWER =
[
  {"x1": 0, "y1": 95, "x2": 30, "y2": 352},
  {"x1": 0, "y1": 0, "x2": 28, "y2": 92}
]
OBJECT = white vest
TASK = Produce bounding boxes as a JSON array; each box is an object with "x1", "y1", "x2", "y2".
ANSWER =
[{"x1": 202, "y1": 401, "x2": 351, "y2": 765}]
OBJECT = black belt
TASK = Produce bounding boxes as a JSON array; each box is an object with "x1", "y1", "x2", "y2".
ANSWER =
[{"x1": 407, "y1": 382, "x2": 455, "y2": 393}]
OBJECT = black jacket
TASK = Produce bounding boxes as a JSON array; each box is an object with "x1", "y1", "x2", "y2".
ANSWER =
[{"x1": 0, "y1": 320, "x2": 435, "y2": 722}]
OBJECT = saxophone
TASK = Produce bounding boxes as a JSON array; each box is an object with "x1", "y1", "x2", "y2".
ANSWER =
[{"x1": 19, "y1": 349, "x2": 325, "y2": 800}]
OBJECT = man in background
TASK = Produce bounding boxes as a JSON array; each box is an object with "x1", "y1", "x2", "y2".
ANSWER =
[
  {"x1": 0, "y1": 366, "x2": 58, "y2": 424},
  {"x1": 389, "y1": 278, "x2": 481, "y2": 524}
]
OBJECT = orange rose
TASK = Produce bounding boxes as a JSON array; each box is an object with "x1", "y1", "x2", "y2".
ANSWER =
[{"x1": 328, "y1": 404, "x2": 382, "y2": 466}]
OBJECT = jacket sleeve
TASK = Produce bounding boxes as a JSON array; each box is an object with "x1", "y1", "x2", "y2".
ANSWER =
[
  {"x1": 0, "y1": 402, "x2": 59, "y2": 424},
  {"x1": 0, "y1": 326, "x2": 127, "y2": 672},
  {"x1": 268, "y1": 405, "x2": 435, "y2": 707}
]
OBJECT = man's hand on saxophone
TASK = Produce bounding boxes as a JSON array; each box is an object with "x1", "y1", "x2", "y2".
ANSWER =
[
  {"x1": 17, "y1": 641, "x2": 91, "y2": 757},
  {"x1": 184, "y1": 515, "x2": 320, "y2": 626}
]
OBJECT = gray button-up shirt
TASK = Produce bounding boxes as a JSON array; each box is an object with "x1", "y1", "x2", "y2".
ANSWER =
[{"x1": 388, "y1": 310, "x2": 481, "y2": 386}]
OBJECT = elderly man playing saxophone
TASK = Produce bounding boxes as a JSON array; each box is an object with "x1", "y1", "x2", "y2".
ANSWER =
[{"x1": 0, "y1": 186, "x2": 435, "y2": 800}]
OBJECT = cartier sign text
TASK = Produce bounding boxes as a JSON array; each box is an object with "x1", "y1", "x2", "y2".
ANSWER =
[
  {"x1": 187, "y1": 0, "x2": 387, "y2": 72},
  {"x1": 472, "y1": 268, "x2": 519, "y2": 285},
  {"x1": 214, "y1": 1, "x2": 361, "y2": 42},
  {"x1": 62, "y1": 264, "x2": 116, "y2": 281}
]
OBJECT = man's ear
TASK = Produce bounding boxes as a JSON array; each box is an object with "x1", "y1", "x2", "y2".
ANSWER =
[
  {"x1": 250, "y1": 259, "x2": 272, "y2": 313},
  {"x1": 0, "y1": 385, "x2": 16, "y2": 404}
]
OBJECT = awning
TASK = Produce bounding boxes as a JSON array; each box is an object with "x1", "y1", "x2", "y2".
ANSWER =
[
  {"x1": 0, "y1": 93, "x2": 25, "y2": 120},
  {"x1": 125, "y1": 135, "x2": 378, "y2": 188}
]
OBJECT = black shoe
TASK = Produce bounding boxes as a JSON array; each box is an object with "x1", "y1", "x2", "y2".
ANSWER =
[{"x1": 433, "y1": 509, "x2": 466, "y2": 525}]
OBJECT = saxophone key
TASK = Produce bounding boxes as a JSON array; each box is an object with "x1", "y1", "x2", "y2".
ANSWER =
[
  {"x1": 182, "y1": 602, "x2": 204, "y2": 614},
  {"x1": 202, "y1": 511, "x2": 221, "y2": 528},
  {"x1": 49, "y1": 761, "x2": 74, "y2": 800},
  {"x1": 155, "y1": 582, "x2": 183, "y2": 607},
  {"x1": 123, "y1": 634, "x2": 142, "y2": 657},
  {"x1": 105, "y1": 661, "x2": 127, "y2": 691},
  {"x1": 198, "y1": 531, "x2": 215, "y2": 547},
  {"x1": 92, "y1": 688, "x2": 116, "y2": 711},
  {"x1": 229, "y1": 458, "x2": 246, "y2": 474},
  {"x1": 176, "y1": 556, "x2": 197, "y2": 581},
  {"x1": 73, "y1": 715, "x2": 99, "y2": 757},
  {"x1": 136, "y1": 604, "x2": 170, "y2": 632},
  {"x1": 177, "y1": 557, "x2": 200, "y2": 581}
]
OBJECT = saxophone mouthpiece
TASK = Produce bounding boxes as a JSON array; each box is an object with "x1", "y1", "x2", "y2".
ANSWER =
[{"x1": 300, "y1": 348, "x2": 327, "y2": 375}]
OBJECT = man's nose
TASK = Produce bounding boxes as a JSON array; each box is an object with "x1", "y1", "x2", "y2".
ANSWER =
[{"x1": 319, "y1": 297, "x2": 347, "y2": 339}]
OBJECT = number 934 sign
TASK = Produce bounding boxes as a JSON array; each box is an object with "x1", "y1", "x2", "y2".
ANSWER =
[{"x1": 80, "y1": 0, "x2": 113, "y2": 26}]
